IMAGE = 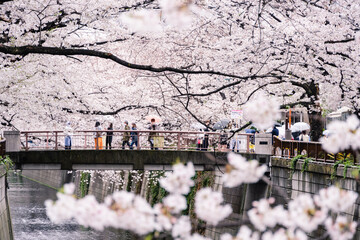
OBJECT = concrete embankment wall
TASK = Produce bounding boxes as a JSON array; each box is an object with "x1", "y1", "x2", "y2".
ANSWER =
[
  {"x1": 21, "y1": 170, "x2": 72, "y2": 189},
  {"x1": 0, "y1": 166, "x2": 13, "y2": 240},
  {"x1": 205, "y1": 168, "x2": 269, "y2": 239},
  {"x1": 271, "y1": 157, "x2": 360, "y2": 237}
]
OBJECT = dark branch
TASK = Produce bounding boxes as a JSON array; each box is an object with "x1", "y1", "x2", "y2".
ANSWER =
[{"x1": 0, "y1": 44, "x2": 275, "y2": 80}]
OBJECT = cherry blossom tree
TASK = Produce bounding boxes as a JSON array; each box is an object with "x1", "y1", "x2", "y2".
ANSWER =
[{"x1": 0, "y1": 0, "x2": 359, "y2": 139}]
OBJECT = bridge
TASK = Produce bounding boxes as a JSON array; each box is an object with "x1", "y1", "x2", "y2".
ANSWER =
[
  {"x1": 3, "y1": 129, "x2": 351, "y2": 170},
  {"x1": 2, "y1": 130, "x2": 273, "y2": 170}
]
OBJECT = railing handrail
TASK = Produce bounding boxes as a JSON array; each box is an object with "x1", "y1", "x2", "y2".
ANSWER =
[
  {"x1": 273, "y1": 136, "x2": 357, "y2": 163},
  {"x1": 20, "y1": 130, "x2": 254, "y2": 135},
  {"x1": 19, "y1": 129, "x2": 254, "y2": 153}
]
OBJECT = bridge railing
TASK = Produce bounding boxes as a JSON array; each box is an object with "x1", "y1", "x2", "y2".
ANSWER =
[
  {"x1": 20, "y1": 130, "x2": 253, "y2": 153},
  {"x1": 273, "y1": 136, "x2": 357, "y2": 163}
]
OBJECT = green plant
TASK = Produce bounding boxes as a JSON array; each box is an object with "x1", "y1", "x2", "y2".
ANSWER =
[
  {"x1": 290, "y1": 155, "x2": 305, "y2": 171},
  {"x1": 342, "y1": 159, "x2": 353, "y2": 179},
  {"x1": 80, "y1": 172, "x2": 91, "y2": 197},
  {"x1": 330, "y1": 160, "x2": 342, "y2": 180},
  {"x1": 0, "y1": 155, "x2": 13, "y2": 173},
  {"x1": 301, "y1": 158, "x2": 312, "y2": 173},
  {"x1": 289, "y1": 155, "x2": 305, "y2": 178}
]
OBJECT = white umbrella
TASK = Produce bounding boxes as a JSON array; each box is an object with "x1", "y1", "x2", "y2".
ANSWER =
[
  {"x1": 291, "y1": 122, "x2": 310, "y2": 132},
  {"x1": 323, "y1": 130, "x2": 333, "y2": 137},
  {"x1": 266, "y1": 126, "x2": 285, "y2": 138},
  {"x1": 145, "y1": 115, "x2": 162, "y2": 123}
]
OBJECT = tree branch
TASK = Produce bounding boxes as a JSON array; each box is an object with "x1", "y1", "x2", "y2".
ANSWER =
[{"x1": 0, "y1": 44, "x2": 276, "y2": 80}]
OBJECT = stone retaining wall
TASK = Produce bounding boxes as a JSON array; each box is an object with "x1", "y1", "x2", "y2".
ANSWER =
[
  {"x1": 0, "y1": 165, "x2": 13, "y2": 240},
  {"x1": 271, "y1": 156, "x2": 360, "y2": 237},
  {"x1": 21, "y1": 169, "x2": 71, "y2": 189}
]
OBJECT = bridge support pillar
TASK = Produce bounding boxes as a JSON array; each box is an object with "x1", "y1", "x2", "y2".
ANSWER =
[{"x1": 4, "y1": 131, "x2": 20, "y2": 153}]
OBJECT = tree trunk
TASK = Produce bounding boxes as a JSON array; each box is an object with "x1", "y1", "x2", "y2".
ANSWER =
[{"x1": 309, "y1": 111, "x2": 323, "y2": 142}]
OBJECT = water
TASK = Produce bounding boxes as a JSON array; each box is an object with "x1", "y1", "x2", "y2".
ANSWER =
[{"x1": 7, "y1": 172, "x2": 125, "y2": 240}]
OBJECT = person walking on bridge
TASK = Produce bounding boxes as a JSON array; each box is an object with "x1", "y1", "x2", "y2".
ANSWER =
[
  {"x1": 122, "y1": 121, "x2": 131, "y2": 149},
  {"x1": 94, "y1": 121, "x2": 103, "y2": 150},
  {"x1": 64, "y1": 121, "x2": 72, "y2": 150},
  {"x1": 130, "y1": 123, "x2": 138, "y2": 150},
  {"x1": 148, "y1": 118, "x2": 158, "y2": 150},
  {"x1": 106, "y1": 122, "x2": 113, "y2": 149}
]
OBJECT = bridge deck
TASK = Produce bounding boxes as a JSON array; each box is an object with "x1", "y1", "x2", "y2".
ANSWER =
[{"x1": 8, "y1": 150, "x2": 270, "y2": 171}]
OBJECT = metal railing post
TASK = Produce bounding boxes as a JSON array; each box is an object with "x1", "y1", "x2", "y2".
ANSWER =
[
  {"x1": 46, "y1": 132, "x2": 49, "y2": 149},
  {"x1": 246, "y1": 135, "x2": 250, "y2": 153},
  {"x1": 137, "y1": 134, "x2": 141, "y2": 150},
  {"x1": 177, "y1": 133, "x2": 181, "y2": 150},
  {"x1": 25, "y1": 133, "x2": 28, "y2": 151},
  {"x1": 55, "y1": 132, "x2": 58, "y2": 150}
]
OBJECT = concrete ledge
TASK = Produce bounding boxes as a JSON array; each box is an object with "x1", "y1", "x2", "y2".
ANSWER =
[
  {"x1": 9, "y1": 150, "x2": 269, "y2": 171},
  {"x1": 9, "y1": 150, "x2": 229, "y2": 171},
  {"x1": 72, "y1": 164, "x2": 133, "y2": 170},
  {"x1": 271, "y1": 156, "x2": 359, "y2": 179}
]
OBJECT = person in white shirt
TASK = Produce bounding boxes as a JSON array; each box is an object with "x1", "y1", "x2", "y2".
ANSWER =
[{"x1": 299, "y1": 130, "x2": 310, "y2": 142}]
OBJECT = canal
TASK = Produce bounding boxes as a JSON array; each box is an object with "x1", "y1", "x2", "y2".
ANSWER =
[{"x1": 7, "y1": 171, "x2": 126, "y2": 240}]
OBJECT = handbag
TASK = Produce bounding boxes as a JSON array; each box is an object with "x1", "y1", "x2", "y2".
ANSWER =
[{"x1": 154, "y1": 136, "x2": 164, "y2": 148}]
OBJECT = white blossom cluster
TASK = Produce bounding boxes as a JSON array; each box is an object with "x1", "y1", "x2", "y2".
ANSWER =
[
  {"x1": 160, "y1": 162, "x2": 195, "y2": 195},
  {"x1": 46, "y1": 162, "x2": 218, "y2": 238},
  {"x1": 222, "y1": 153, "x2": 267, "y2": 188},
  {"x1": 243, "y1": 186, "x2": 358, "y2": 239},
  {"x1": 321, "y1": 115, "x2": 360, "y2": 153},
  {"x1": 243, "y1": 95, "x2": 281, "y2": 130},
  {"x1": 195, "y1": 188, "x2": 232, "y2": 225},
  {"x1": 46, "y1": 155, "x2": 360, "y2": 240}
]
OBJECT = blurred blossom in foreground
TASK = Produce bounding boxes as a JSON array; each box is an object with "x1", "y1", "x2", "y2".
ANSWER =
[
  {"x1": 195, "y1": 187, "x2": 232, "y2": 225},
  {"x1": 325, "y1": 216, "x2": 357, "y2": 240},
  {"x1": 160, "y1": 161, "x2": 195, "y2": 195},
  {"x1": 159, "y1": 0, "x2": 197, "y2": 27},
  {"x1": 120, "y1": 10, "x2": 162, "y2": 32},
  {"x1": 262, "y1": 228, "x2": 307, "y2": 240},
  {"x1": 288, "y1": 194, "x2": 327, "y2": 232},
  {"x1": 243, "y1": 95, "x2": 280, "y2": 130},
  {"x1": 223, "y1": 153, "x2": 267, "y2": 188},
  {"x1": 221, "y1": 225, "x2": 259, "y2": 240},
  {"x1": 314, "y1": 186, "x2": 358, "y2": 213},
  {"x1": 248, "y1": 198, "x2": 284, "y2": 231},
  {"x1": 45, "y1": 161, "x2": 358, "y2": 240},
  {"x1": 321, "y1": 115, "x2": 360, "y2": 153}
]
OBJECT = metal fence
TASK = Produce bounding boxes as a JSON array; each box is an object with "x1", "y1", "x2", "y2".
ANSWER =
[
  {"x1": 273, "y1": 136, "x2": 357, "y2": 163},
  {"x1": 20, "y1": 130, "x2": 253, "y2": 153}
]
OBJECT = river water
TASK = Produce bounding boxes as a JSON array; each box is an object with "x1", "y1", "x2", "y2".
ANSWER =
[{"x1": 7, "y1": 172, "x2": 125, "y2": 240}]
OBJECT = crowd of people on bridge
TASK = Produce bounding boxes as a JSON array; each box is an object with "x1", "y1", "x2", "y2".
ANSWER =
[
  {"x1": 63, "y1": 118, "x2": 311, "y2": 151},
  {"x1": 90, "y1": 117, "x2": 163, "y2": 150}
]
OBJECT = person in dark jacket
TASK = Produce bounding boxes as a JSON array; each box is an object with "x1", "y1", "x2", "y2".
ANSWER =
[
  {"x1": 202, "y1": 120, "x2": 210, "y2": 151},
  {"x1": 271, "y1": 125, "x2": 279, "y2": 144},
  {"x1": 106, "y1": 122, "x2": 113, "y2": 149},
  {"x1": 130, "y1": 123, "x2": 138, "y2": 150}
]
